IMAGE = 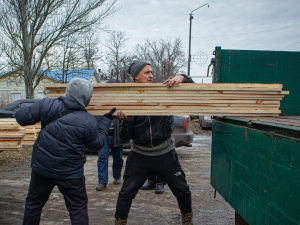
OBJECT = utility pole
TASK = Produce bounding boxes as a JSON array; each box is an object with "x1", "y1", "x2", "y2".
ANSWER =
[{"x1": 187, "y1": 3, "x2": 209, "y2": 77}]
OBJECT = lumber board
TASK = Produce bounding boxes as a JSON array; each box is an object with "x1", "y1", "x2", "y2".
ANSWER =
[
  {"x1": 45, "y1": 83, "x2": 288, "y2": 116},
  {"x1": 0, "y1": 119, "x2": 26, "y2": 150},
  {"x1": 86, "y1": 105, "x2": 279, "y2": 110},
  {"x1": 90, "y1": 100, "x2": 281, "y2": 104},
  {"x1": 91, "y1": 90, "x2": 288, "y2": 95},
  {"x1": 45, "y1": 83, "x2": 283, "y2": 89},
  {"x1": 88, "y1": 111, "x2": 279, "y2": 116},
  {"x1": 21, "y1": 140, "x2": 35, "y2": 145},
  {"x1": 0, "y1": 145, "x2": 22, "y2": 150}
]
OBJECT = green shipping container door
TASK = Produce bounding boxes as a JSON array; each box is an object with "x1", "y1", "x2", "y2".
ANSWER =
[
  {"x1": 211, "y1": 118, "x2": 300, "y2": 225},
  {"x1": 213, "y1": 47, "x2": 300, "y2": 115}
]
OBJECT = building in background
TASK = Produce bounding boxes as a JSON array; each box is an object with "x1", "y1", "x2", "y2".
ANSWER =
[{"x1": 0, "y1": 69, "x2": 105, "y2": 104}]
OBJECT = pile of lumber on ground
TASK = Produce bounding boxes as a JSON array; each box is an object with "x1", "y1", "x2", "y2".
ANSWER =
[
  {"x1": 0, "y1": 119, "x2": 41, "y2": 150},
  {"x1": 45, "y1": 83, "x2": 288, "y2": 116},
  {"x1": 0, "y1": 119, "x2": 25, "y2": 151},
  {"x1": 22, "y1": 125, "x2": 38, "y2": 146}
]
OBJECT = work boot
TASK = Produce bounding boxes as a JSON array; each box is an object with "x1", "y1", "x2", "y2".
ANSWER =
[
  {"x1": 155, "y1": 183, "x2": 165, "y2": 194},
  {"x1": 113, "y1": 179, "x2": 121, "y2": 185},
  {"x1": 182, "y1": 212, "x2": 193, "y2": 225},
  {"x1": 96, "y1": 183, "x2": 106, "y2": 191},
  {"x1": 141, "y1": 181, "x2": 155, "y2": 190},
  {"x1": 115, "y1": 218, "x2": 127, "y2": 225}
]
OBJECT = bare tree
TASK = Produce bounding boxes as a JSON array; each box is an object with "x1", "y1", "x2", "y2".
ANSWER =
[
  {"x1": 0, "y1": 0, "x2": 116, "y2": 98},
  {"x1": 0, "y1": 91, "x2": 10, "y2": 107},
  {"x1": 49, "y1": 32, "x2": 85, "y2": 83},
  {"x1": 42, "y1": 29, "x2": 102, "y2": 83},
  {"x1": 0, "y1": 37, "x2": 7, "y2": 74},
  {"x1": 81, "y1": 29, "x2": 102, "y2": 70},
  {"x1": 134, "y1": 37, "x2": 186, "y2": 82},
  {"x1": 104, "y1": 30, "x2": 131, "y2": 82}
]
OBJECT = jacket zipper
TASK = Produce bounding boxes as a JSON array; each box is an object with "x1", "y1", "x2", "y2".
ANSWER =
[{"x1": 148, "y1": 116, "x2": 153, "y2": 148}]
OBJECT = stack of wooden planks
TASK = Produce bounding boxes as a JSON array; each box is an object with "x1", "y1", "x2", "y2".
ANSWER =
[
  {"x1": 22, "y1": 125, "x2": 38, "y2": 146},
  {"x1": 0, "y1": 119, "x2": 26, "y2": 151},
  {"x1": 45, "y1": 83, "x2": 288, "y2": 116}
]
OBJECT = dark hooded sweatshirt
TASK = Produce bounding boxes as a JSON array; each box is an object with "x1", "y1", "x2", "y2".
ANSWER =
[{"x1": 16, "y1": 78, "x2": 111, "y2": 180}]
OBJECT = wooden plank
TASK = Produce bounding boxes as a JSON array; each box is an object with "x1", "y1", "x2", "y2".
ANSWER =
[
  {"x1": 44, "y1": 83, "x2": 287, "y2": 116},
  {"x1": 87, "y1": 105, "x2": 279, "y2": 110},
  {"x1": 0, "y1": 125, "x2": 21, "y2": 129},
  {"x1": 89, "y1": 109, "x2": 281, "y2": 114},
  {"x1": 0, "y1": 146, "x2": 22, "y2": 150},
  {"x1": 87, "y1": 111, "x2": 280, "y2": 116},
  {"x1": 89, "y1": 96, "x2": 284, "y2": 100},
  {"x1": 21, "y1": 140, "x2": 35, "y2": 145},
  {"x1": 89, "y1": 99, "x2": 281, "y2": 104},
  {"x1": 47, "y1": 90, "x2": 289, "y2": 95},
  {"x1": 45, "y1": 83, "x2": 283, "y2": 89}
]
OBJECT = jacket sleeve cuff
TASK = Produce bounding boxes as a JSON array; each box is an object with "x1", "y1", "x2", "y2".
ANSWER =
[{"x1": 177, "y1": 74, "x2": 194, "y2": 83}]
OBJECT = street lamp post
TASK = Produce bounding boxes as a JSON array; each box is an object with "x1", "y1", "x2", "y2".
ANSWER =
[{"x1": 187, "y1": 3, "x2": 209, "y2": 77}]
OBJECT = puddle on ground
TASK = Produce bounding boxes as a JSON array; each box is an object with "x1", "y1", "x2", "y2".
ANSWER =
[{"x1": 192, "y1": 135, "x2": 211, "y2": 147}]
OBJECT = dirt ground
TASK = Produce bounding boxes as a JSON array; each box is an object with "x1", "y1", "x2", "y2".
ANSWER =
[{"x1": 0, "y1": 119, "x2": 234, "y2": 225}]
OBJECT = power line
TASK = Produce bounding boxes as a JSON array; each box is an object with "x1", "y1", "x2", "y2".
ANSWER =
[
  {"x1": 281, "y1": 40, "x2": 300, "y2": 49},
  {"x1": 193, "y1": 25, "x2": 300, "y2": 38},
  {"x1": 272, "y1": 33, "x2": 300, "y2": 50}
]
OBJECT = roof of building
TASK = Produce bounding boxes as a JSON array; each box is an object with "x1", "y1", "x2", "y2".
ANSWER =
[
  {"x1": 0, "y1": 69, "x2": 96, "y2": 82},
  {"x1": 41, "y1": 69, "x2": 96, "y2": 82}
]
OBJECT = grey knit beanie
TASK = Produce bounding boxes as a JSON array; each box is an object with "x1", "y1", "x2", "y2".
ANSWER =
[
  {"x1": 65, "y1": 78, "x2": 93, "y2": 107},
  {"x1": 127, "y1": 60, "x2": 151, "y2": 81}
]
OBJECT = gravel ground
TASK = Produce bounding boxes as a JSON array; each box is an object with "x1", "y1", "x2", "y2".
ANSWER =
[{"x1": 0, "y1": 121, "x2": 235, "y2": 225}]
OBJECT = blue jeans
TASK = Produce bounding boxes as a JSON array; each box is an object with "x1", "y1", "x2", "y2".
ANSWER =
[{"x1": 97, "y1": 136, "x2": 124, "y2": 184}]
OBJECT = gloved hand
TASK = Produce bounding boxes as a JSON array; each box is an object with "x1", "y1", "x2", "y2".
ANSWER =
[{"x1": 104, "y1": 108, "x2": 116, "y2": 120}]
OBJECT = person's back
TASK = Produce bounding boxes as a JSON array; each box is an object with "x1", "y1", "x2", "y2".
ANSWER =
[{"x1": 16, "y1": 78, "x2": 112, "y2": 225}]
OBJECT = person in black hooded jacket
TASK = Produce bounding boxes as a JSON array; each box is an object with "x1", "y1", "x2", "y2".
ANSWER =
[
  {"x1": 15, "y1": 78, "x2": 114, "y2": 225},
  {"x1": 114, "y1": 61, "x2": 194, "y2": 225}
]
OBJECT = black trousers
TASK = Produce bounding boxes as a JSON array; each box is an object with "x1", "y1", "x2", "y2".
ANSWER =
[
  {"x1": 148, "y1": 174, "x2": 165, "y2": 184},
  {"x1": 23, "y1": 171, "x2": 88, "y2": 225},
  {"x1": 115, "y1": 150, "x2": 192, "y2": 220}
]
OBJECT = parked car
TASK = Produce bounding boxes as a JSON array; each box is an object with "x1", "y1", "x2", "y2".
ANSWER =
[
  {"x1": 199, "y1": 116, "x2": 212, "y2": 129},
  {"x1": 0, "y1": 100, "x2": 194, "y2": 148},
  {"x1": 173, "y1": 116, "x2": 194, "y2": 147}
]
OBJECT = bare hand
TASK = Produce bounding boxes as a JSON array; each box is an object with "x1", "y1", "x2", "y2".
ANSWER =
[
  {"x1": 163, "y1": 75, "x2": 185, "y2": 88},
  {"x1": 116, "y1": 111, "x2": 129, "y2": 120}
]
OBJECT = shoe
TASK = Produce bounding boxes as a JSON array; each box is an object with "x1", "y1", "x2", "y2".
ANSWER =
[
  {"x1": 182, "y1": 212, "x2": 193, "y2": 225},
  {"x1": 113, "y1": 179, "x2": 121, "y2": 185},
  {"x1": 155, "y1": 183, "x2": 165, "y2": 194},
  {"x1": 141, "y1": 181, "x2": 156, "y2": 190},
  {"x1": 96, "y1": 183, "x2": 106, "y2": 191},
  {"x1": 115, "y1": 218, "x2": 127, "y2": 225}
]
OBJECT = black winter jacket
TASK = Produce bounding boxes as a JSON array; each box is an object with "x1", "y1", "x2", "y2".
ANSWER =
[
  {"x1": 120, "y1": 75, "x2": 194, "y2": 148},
  {"x1": 15, "y1": 97, "x2": 111, "y2": 180},
  {"x1": 120, "y1": 116, "x2": 174, "y2": 147}
]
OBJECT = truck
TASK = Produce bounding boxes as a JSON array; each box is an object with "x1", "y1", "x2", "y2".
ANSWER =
[{"x1": 210, "y1": 47, "x2": 300, "y2": 225}]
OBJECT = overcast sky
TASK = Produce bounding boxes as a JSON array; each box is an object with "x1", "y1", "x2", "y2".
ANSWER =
[{"x1": 101, "y1": 0, "x2": 300, "y2": 81}]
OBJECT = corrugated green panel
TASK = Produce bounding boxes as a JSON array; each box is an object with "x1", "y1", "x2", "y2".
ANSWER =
[
  {"x1": 211, "y1": 120, "x2": 300, "y2": 225},
  {"x1": 213, "y1": 47, "x2": 300, "y2": 115}
]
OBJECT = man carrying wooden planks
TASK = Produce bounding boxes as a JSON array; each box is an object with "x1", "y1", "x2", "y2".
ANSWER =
[
  {"x1": 15, "y1": 78, "x2": 114, "y2": 225},
  {"x1": 114, "y1": 60, "x2": 195, "y2": 225}
]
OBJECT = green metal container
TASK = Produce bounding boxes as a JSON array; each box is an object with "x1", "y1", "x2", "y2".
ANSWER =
[
  {"x1": 211, "y1": 47, "x2": 300, "y2": 224},
  {"x1": 211, "y1": 117, "x2": 300, "y2": 225},
  {"x1": 213, "y1": 46, "x2": 300, "y2": 116}
]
